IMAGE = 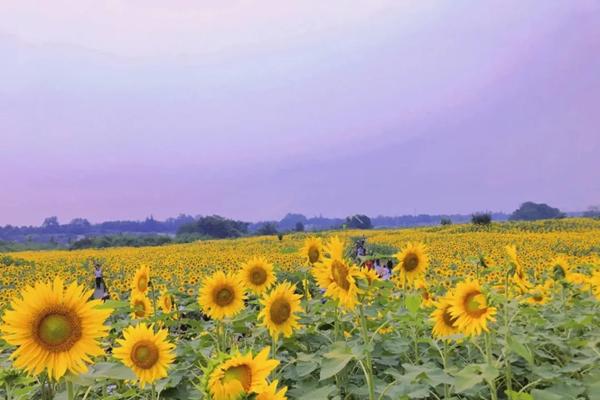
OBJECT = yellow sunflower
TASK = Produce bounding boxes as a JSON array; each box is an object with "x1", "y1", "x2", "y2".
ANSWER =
[
  {"x1": 591, "y1": 270, "x2": 600, "y2": 300},
  {"x1": 0, "y1": 278, "x2": 112, "y2": 380},
  {"x1": 359, "y1": 267, "x2": 379, "y2": 286},
  {"x1": 256, "y1": 380, "x2": 288, "y2": 400},
  {"x1": 300, "y1": 237, "x2": 324, "y2": 265},
  {"x1": 550, "y1": 256, "x2": 571, "y2": 279},
  {"x1": 258, "y1": 282, "x2": 303, "y2": 340},
  {"x1": 449, "y1": 280, "x2": 496, "y2": 336},
  {"x1": 113, "y1": 323, "x2": 175, "y2": 388},
  {"x1": 207, "y1": 347, "x2": 279, "y2": 400},
  {"x1": 131, "y1": 293, "x2": 153, "y2": 319},
  {"x1": 525, "y1": 284, "x2": 551, "y2": 305},
  {"x1": 132, "y1": 264, "x2": 151, "y2": 295},
  {"x1": 198, "y1": 271, "x2": 246, "y2": 320},
  {"x1": 312, "y1": 238, "x2": 360, "y2": 310},
  {"x1": 159, "y1": 290, "x2": 173, "y2": 313},
  {"x1": 240, "y1": 257, "x2": 276, "y2": 294},
  {"x1": 415, "y1": 279, "x2": 435, "y2": 308},
  {"x1": 430, "y1": 294, "x2": 460, "y2": 340},
  {"x1": 566, "y1": 272, "x2": 590, "y2": 290},
  {"x1": 393, "y1": 242, "x2": 429, "y2": 285}
]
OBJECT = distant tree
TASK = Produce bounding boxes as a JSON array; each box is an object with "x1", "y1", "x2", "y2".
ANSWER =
[
  {"x1": 257, "y1": 222, "x2": 278, "y2": 236},
  {"x1": 440, "y1": 217, "x2": 452, "y2": 226},
  {"x1": 345, "y1": 215, "x2": 373, "y2": 229},
  {"x1": 583, "y1": 205, "x2": 600, "y2": 218},
  {"x1": 510, "y1": 202, "x2": 564, "y2": 221},
  {"x1": 176, "y1": 215, "x2": 249, "y2": 239},
  {"x1": 278, "y1": 213, "x2": 308, "y2": 231},
  {"x1": 295, "y1": 222, "x2": 305, "y2": 232},
  {"x1": 472, "y1": 212, "x2": 492, "y2": 226},
  {"x1": 42, "y1": 216, "x2": 59, "y2": 229}
]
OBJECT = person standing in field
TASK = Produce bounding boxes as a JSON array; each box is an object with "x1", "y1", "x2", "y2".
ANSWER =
[
  {"x1": 376, "y1": 259, "x2": 391, "y2": 280},
  {"x1": 93, "y1": 261, "x2": 110, "y2": 301}
]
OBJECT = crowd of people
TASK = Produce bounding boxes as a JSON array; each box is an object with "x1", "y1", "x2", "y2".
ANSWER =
[{"x1": 354, "y1": 239, "x2": 393, "y2": 280}]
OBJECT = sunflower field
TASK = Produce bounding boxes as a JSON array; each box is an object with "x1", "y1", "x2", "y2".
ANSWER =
[{"x1": 0, "y1": 218, "x2": 599, "y2": 400}]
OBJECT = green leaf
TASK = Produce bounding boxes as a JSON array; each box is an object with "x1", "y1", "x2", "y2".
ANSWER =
[
  {"x1": 507, "y1": 335, "x2": 534, "y2": 366},
  {"x1": 531, "y1": 389, "x2": 564, "y2": 400},
  {"x1": 405, "y1": 294, "x2": 421, "y2": 316},
  {"x1": 83, "y1": 362, "x2": 137, "y2": 380},
  {"x1": 507, "y1": 390, "x2": 534, "y2": 400},
  {"x1": 297, "y1": 385, "x2": 337, "y2": 400},
  {"x1": 319, "y1": 355, "x2": 353, "y2": 380},
  {"x1": 296, "y1": 361, "x2": 319, "y2": 377},
  {"x1": 453, "y1": 365, "x2": 483, "y2": 392}
]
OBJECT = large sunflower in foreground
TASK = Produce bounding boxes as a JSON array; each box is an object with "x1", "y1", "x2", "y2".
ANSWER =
[
  {"x1": 199, "y1": 271, "x2": 246, "y2": 320},
  {"x1": 113, "y1": 323, "x2": 175, "y2": 388},
  {"x1": 240, "y1": 257, "x2": 276, "y2": 294},
  {"x1": 132, "y1": 264, "x2": 151, "y2": 295},
  {"x1": 130, "y1": 293, "x2": 153, "y2": 319},
  {"x1": 393, "y1": 242, "x2": 429, "y2": 285},
  {"x1": 256, "y1": 380, "x2": 288, "y2": 400},
  {"x1": 258, "y1": 282, "x2": 303, "y2": 340},
  {"x1": 312, "y1": 238, "x2": 360, "y2": 310},
  {"x1": 430, "y1": 294, "x2": 460, "y2": 340},
  {"x1": 0, "y1": 278, "x2": 112, "y2": 380},
  {"x1": 448, "y1": 280, "x2": 496, "y2": 337},
  {"x1": 205, "y1": 347, "x2": 279, "y2": 400},
  {"x1": 300, "y1": 237, "x2": 324, "y2": 265}
]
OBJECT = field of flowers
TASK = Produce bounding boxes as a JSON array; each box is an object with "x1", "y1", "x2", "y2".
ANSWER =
[{"x1": 0, "y1": 218, "x2": 599, "y2": 400}]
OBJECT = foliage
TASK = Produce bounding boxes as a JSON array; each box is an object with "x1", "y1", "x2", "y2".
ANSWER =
[
  {"x1": 345, "y1": 215, "x2": 373, "y2": 229},
  {"x1": 510, "y1": 202, "x2": 565, "y2": 221},
  {"x1": 177, "y1": 215, "x2": 249, "y2": 238},
  {"x1": 472, "y1": 212, "x2": 492, "y2": 226}
]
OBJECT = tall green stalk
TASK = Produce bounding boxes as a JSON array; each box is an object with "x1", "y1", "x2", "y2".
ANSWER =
[{"x1": 358, "y1": 305, "x2": 376, "y2": 400}]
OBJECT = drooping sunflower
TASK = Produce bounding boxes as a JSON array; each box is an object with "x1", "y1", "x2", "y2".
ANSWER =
[
  {"x1": 525, "y1": 284, "x2": 551, "y2": 305},
  {"x1": 430, "y1": 294, "x2": 460, "y2": 340},
  {"x1": 312, "y1": 238, "x2": 361, "y2": 310},
  {"x1": 206, "y1": 347, "x2": 279, "y2": 400},
  {"x1": 300, "y1": 237, "x2": 324, "y2": 265},
  {"x1": 113, "y1": 323, "x2": 175, "y2": 388},
  {"x1": 506, "y1": 245, "x2": 531, "y2": 291},
  {"x1": 159, "y1": 290, "x2": 173, "y2": 313},
  {"x1": 0, "y1": 278, "x2": 112, "y2": 380},
  {"x1": 550, "y1": 256, "x2": 571, "y2": 280},
  {"x1": 393, "y1": 242, "x2": 429, "y2": 285},
  {"x1": 198, "y1": 271, "x2": 246, "y2": 320},
  {"x1": 448, "y1": 280, "x2": 497, "y2": 336},
  {"x1": 258, "y1": 282, "x2": 303, "y2": 340},
  {"x1": 256, "y1": 380, "x2": 288, "y2": 400},
  {"x1": 132, "y1": 264, "x2": 151, "y2": 295},
  {"x1": 131, "y1": 293, "x2": 153, "y2": 319},
  {"x1": 240, "y1": 257, "x2": 276, "y2": 295}
]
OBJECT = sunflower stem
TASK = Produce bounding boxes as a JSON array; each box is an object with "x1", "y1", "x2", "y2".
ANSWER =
[
  {"x1": 442, "y1": 341, "x2": 450, "y2": 400},
  {"x1": 358, "y1": 305, "x2": 376, "y2": 400},
  {"x1": 151, "y1": 383, "x2": 157, "y2": 400},
  {"x1": 504, "y1": 271, "x2": 513, "y2": 394},
  {"x1": 484, "y1": 333, "x2": 498, "y2": 400},
  {"x1": 66, "y1": 380, "x2": 74, "y2": 400}
]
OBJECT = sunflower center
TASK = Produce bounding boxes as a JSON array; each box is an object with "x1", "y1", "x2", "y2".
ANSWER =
[
  {"x1": 137, "y1": 274, "x2": 148, "y2": 292},
  {"x1": 331, "y1": 260, "x2": 350, "y2": 290},
  {"x1": 308, "y1": 246, "x2": 320, "y2": 264},
  {"x1": 249, "y1": 266, "x2": 267, "y2": 286},
  {"x1": 442, "y1": 306, "x2": 458, "y2": 328},
  {"x1": 270, "y1": 298, "x2": 292, "y2": 325},
  {"x1": 403, "y1": 253, "x2": 419, "y2": 272},
  {"x1": 163, "y1": 297, "x2": 172, "y2": 310},
  {"x1": 35, "y1": 310, "x2": 82, "y2": 352},
  {"x1": 215, "y1": 286, "x2": 235, "y2": 307},
  {"x1": 532, "y1": 293, "x2": 544, "y2": 302},
  {"x1": 134, "y1": 300, "x2": 147, "y2": 317},
  {"x1": 131, "y1": 341, "x2": 159, "y2": 369},
  {"x1": 223, "y1": 365, "x2": 252, "y2": 392},
  {"x1": 421, "y1": 289, "x2": 430, "y2": 301},
  {"x1": 464, "y1": 292, "x2": 487, "y2": 317}
]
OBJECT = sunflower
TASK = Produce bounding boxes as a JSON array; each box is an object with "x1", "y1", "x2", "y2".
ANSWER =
[
  {"x1": 132, "y1": 264, "x2": 151, "y2": 295},
  {"x1": 131, "y1": 293, "x2": 153, "y2": 319},
  {"x1": 525, "y1": 284, "x2": 551, "y2": 305},
  {"x1": 506, "y1": 245, "x2": 531, "y2": 291},
  {"x1": 0, "y1": 278, "x2": 112, "y2": 380},
  {"x1": 415, "y1": 279, "x2": 435, "y2": 308},
  {"x1": 206, "y1": 347, "x2": 279, "y2": 400},
  {"x1": 240, "y1": 257, "x2": 276, "y2": 294},
  {"x1": 159, "y1": 290, "x2": 173, "y2": 313},
  {"x1": 312, "y1": 238, "x2": 360, "y2": 310},
  {"x1": 550, "y1": 256, "x2": 570, "y2": 279},
  {"x1": 359, "y1": 267, "x2": 379, "y2": 286},
  {"x1": 430, "y1": 294, "x2": 460, "y2": 340},
  {"x1": 393, "y1": 242, "x2": 429, "y2": 285},
  {"x1": 591, "y1": 270, "x2": 600, "y2": 300},
  {"x1": 258, "y1": 282, "x2": 303, "y2": 340},
  {"x1": 198, "y1": 271, "x2": 246, "y2": 320},
  {"x1": 300, "y1": 237, "x2": 324, "y2": 265},
  {"x1": 449, "y1": 280, "x2": 496, "y2": 336},
  {"x1": 566, "y1": 272, "x2": 590, "y2": 290},
  {"x1": 256, "y1": 380, "x2": 288, "y2": 400},
  {"x1": 113, "y1": 323, "x2": 175, "y2": 388}
]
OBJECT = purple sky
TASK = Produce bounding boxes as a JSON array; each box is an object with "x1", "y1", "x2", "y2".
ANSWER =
[{"x1": 2, "y1": 1, "x2": 600, "y2": 225}]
